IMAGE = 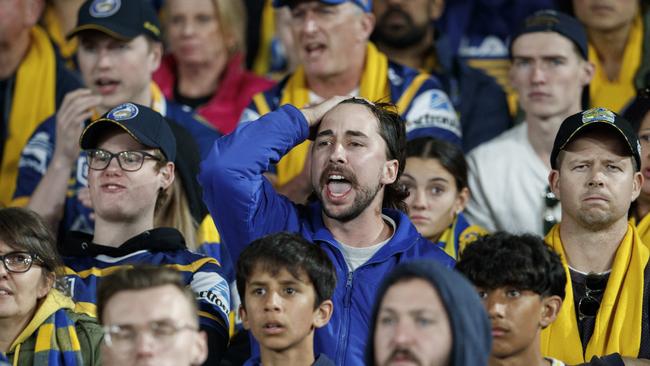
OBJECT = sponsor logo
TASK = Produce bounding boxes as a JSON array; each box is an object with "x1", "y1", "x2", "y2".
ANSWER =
[
  {"x1": 89, "y1": 0, "x2": 121, "y2": 18},
  {"x1": 405, "y1": 90, "x2": 461, "y2": 138},
  {"x1": 192, "y1": 272, "x2": 230, "y2": 316}
]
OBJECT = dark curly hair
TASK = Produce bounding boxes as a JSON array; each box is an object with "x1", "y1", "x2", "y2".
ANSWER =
[{"x1": 456, "y1": 232, "x2": 566, "y2": 299}]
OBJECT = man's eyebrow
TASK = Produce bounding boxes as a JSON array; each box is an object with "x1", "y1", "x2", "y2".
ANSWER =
[
  {"x1": 316, "y1": 130, "x2": 333, "y2": 138},
  {"x1": 346, "y1": 130, "x2": 368, "y2": 138}
]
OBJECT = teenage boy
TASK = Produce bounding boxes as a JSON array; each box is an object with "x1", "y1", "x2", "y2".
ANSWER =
[
  {"x1": 456, "y1": 232, "x2": 567, "y2": 366},
  {"x1": 64, "y1": 102, "x2": 229, "y2": 365},
  {"x1": 12, "y1": 0, "x2": 219, "y2": 236},
  {"x1": 236, "y1": 232, "x2": 336, "y2": 366}
]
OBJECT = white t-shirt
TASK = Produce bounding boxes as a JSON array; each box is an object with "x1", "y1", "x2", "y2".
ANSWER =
[
  {"x1": 465, "y1": 123, "x2": 562, "y2": 236},
  {"x1": 339, "y1": 215, "x2": 396, "y2": 271}
]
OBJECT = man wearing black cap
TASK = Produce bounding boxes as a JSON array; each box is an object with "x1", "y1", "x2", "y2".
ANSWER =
[
  {"x1": 12, "y1": 0, "x2": 220, "y2": 238},
  {"x1": 63, "y1": 102, "x2": 230, "y2": 365},
  {"x1": 466, "y1": 10, "x2": 595, "y2": 237},
  {"x1": 543, "y1": 107, "x2": 650, "y2": 364}
]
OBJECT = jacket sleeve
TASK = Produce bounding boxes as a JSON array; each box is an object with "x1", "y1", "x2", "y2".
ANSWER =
[{"x1": 198, "y1": 104, "x2": 307, "y2": 265}]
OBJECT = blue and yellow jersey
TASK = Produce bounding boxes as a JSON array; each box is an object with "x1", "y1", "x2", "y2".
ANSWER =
[
  {"x1": 436, "y1": 212, "x2": 487, "y2": 260},
  {"x1": 62, "y1": 228, "x2": 230, "y2": 332}
]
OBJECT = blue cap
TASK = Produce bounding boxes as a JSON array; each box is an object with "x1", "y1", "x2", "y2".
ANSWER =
[
  {"x1": 273, "y1": 0, "x2": 372, "y2": 13},
  {"x1": 80, "y1": 102, "x2": 176, "y2": 162}
]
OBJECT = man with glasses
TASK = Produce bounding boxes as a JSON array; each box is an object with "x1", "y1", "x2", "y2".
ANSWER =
[
  {"x1": 466, "y1": 10, "x2": 594, "y2": 236},
  {"x1": 543, "y1": 107, "x2": 650, "y2": 364},
  {"x1": 97, "y1": 265, "x2": 208, "y2": 366},
  {"x1": 62, "y1": 102, "x2": 230, "y2": 365}
]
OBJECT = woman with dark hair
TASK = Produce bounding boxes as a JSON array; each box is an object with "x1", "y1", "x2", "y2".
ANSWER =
[
  {"x1": 625, "y1": 90, "x2": 650, "y2": 242},
  {"x1": 0, "y1": 207, "x2": 101, "y2": 365},
  {"x1": 400, "y1": 137, "x2": 486, "y2": 259}
]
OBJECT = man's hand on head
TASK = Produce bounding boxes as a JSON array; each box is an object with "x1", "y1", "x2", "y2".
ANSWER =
[{"x1": 300, "y1": 96, "x2": 349, "y2": 135}]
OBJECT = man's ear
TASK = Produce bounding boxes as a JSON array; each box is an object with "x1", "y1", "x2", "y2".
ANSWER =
[
  {"x1": 239, "y1": 305, "x2": 251, "y2": 330},
  {"x1": 358, "y1": 12, "x2": 376, "y2": 42},
  {"x1": 430, "y1": 0, "x2": 445, "y2": 21},
  {"x1": 548, "y1": 170, "x2": 561, "y2": 201},
  {"x1": 540, "y1": 295, "x2": 562, "y2": 328},
  {"x1": 190, "y1": 330, "x2": 209, "y2": 366},
  {"x1": 160, "y1": 162, "x2": 175, "y2": 190},
  {"x1": 632, "y1": 171, "x2": 643, "y2": 202},
  {"x1": 313, "y1": 300, "x2": 334, "y2": 329},
  {"x1": 381, "y1": 159, "x2": 399, "y2": 185}
]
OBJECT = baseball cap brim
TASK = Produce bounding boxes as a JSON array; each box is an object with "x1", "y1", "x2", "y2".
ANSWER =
[
  {"x1": 80, "y1": 119, "x2": 159, "y2": 155},
  {"x1": 67, "y1": 24, "x2": 135, "y2": 41}
]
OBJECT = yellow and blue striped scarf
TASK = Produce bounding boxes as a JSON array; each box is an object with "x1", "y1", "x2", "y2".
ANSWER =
[{"x1": 9, "y1": 290, "x2": 83, "y2": 366}]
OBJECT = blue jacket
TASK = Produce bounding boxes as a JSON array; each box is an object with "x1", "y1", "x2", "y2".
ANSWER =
[{"x1": 199, "y1": 104, "x2": 455, "y2": 366}]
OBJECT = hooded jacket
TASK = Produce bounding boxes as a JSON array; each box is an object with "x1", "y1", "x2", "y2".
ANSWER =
[
  {"x1": 199, "y1": 104, "x2": 455, "y2": 366},
  {"x1": 365, "y1": 260, "x2": 492, "y2": 366}
]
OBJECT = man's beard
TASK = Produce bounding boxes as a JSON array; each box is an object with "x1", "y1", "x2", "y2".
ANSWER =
[
  {"x1": 374, "y1": 8, "x2": 429, "y2": 49},
  {"x1": 316, "y1": 165, "x2": 382, "y2": 223},
  {"x1": 578, "y1": 208, "x2": 615, "y2": 231}
]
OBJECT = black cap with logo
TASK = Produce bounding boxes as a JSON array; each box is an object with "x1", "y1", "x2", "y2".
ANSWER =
[
  {"x1": 80, "y1": 102, "x2": 176, "y2": 162},
  {"x1": 67, "y1": 0, "x2": 161, "y2": 41},
  {"x1": 550, "y1": 107, "x2": 641, "y2": 171}
]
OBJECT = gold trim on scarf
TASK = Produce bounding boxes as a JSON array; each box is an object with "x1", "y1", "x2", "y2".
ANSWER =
[
  {"x1": 1, "y1": 26, "x2": 56, "y2": 206},
  {"x1": 541, "y1": 223, "x2": 647, "y2": 363}
]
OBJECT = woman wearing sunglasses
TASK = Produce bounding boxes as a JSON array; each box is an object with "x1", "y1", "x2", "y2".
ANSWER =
[{"x1": 0, "y1": 207, "x2": 102, "y2": 365}]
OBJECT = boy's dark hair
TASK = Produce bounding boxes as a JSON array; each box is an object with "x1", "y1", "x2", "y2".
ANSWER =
[
  {"x1": 406, "y1": 137, "x2": 468, "y2": 191},
  {"x1": 456, "y1": 232, "x2": 566, "y2": 299},
  {"x1": 236, "y1": 232, "x2": 337, "y2": 309}
]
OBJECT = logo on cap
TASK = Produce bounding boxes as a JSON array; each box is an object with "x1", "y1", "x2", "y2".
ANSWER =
[
  {"x1": 89, "y1": 0, "x2": 121, "y2": 18},
  {"x1": 107, "y1": 103, "x2": 139, "y2": 121},
  {"x1": 581, "y1": 107, "x2": 615, "y2": 124}
]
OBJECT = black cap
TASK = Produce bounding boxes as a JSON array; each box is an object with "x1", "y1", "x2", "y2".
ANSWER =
[
  {"x1": 80, "y1": 102, "x2": 176, "y2": 162},
  {"x1": 67, "y1": 0, "x2": 161, "y2": 41},
  {"x1": 510, "y1": 9, "x2": 588, "y2": 59},
  {"x1": 550, "y1": 107, "x2": 641, "y2": 171}
]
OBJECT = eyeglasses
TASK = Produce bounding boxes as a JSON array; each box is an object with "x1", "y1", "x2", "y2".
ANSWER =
[
  {"x1": 0, "y1": 251, "x2": 43, "y2": 273},
  {"x1": 578, "y1": 273, "x2": 607, "y2": 321},
  {"x1": 103, "y1": 320, "x2": 198, "y2": 351},
  {"x1": 86, "y1": 149, "x2": 161, "y2": 172},
  {"x1": 543, "y1": 186, "x2": 560, "y2": 235}
]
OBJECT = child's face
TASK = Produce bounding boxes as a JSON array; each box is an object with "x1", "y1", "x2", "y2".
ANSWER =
[
  {"x1": 477, "y1": 287, "x2": 557, "y2": 359},
  {"x1": 240, "y1": 266, "x2": 332, "y2": 353}
]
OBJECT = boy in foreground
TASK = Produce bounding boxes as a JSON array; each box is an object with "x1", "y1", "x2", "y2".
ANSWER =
[
  {"x1": 236, "y1": 232, "x2": 337, "y2": 366},
  {"x1": 456, "y1": 232, "x2": 567, "y2": 366}
]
